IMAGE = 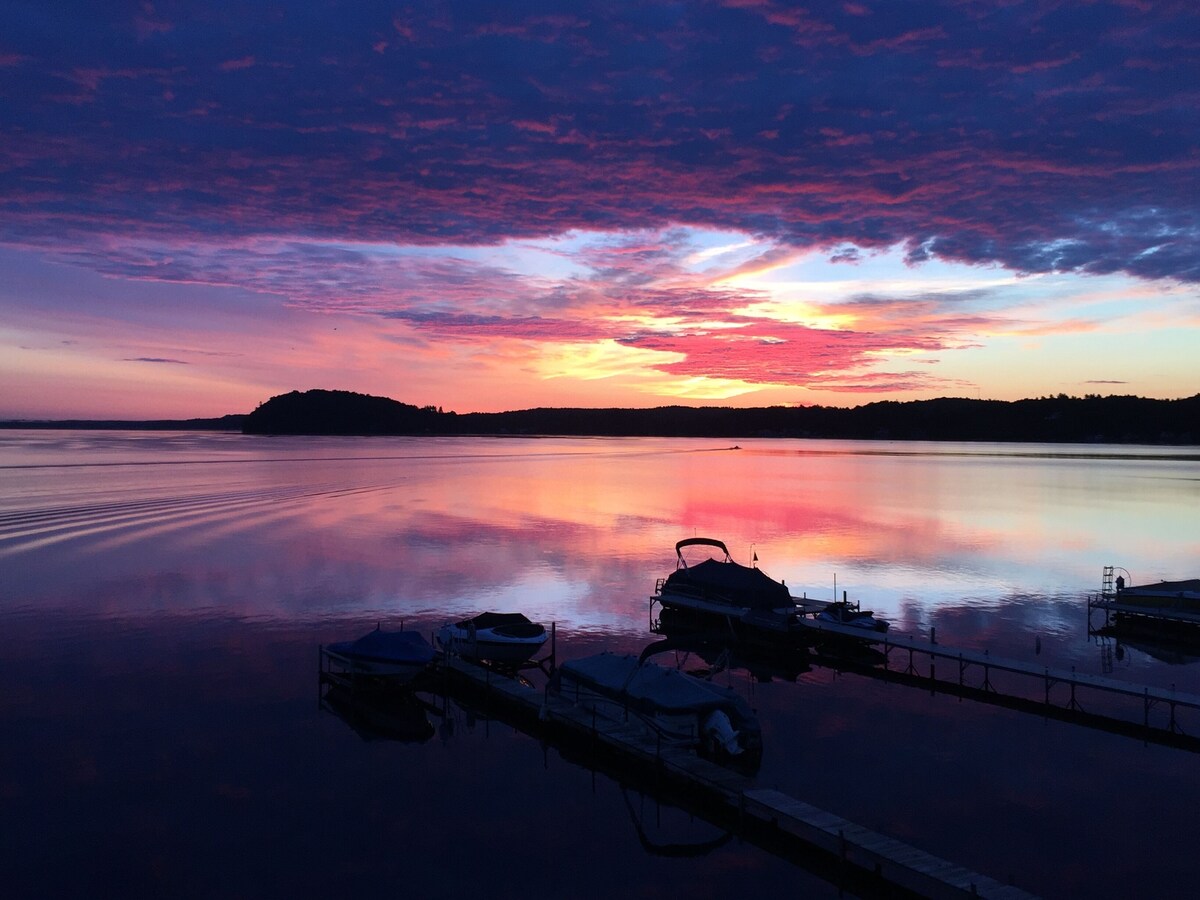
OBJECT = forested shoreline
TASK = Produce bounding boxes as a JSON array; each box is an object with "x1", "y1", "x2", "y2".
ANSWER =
[{"x1": 5, "y1": 389, "x2": 1198, "y2": 444}]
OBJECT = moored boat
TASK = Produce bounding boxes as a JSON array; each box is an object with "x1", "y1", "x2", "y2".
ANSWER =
[
  {"x1": 548, "y1": 651, "x2": 762, "y2": 769},
  {"x1": 437, "y1": 611, "x2": 548, "y2": 664},
  {"x1": 816, "y1": 600, "x2": 890, "y2": 633},
  {"x1": 1115, "y1": 576, "x2": 1200, "y2": 612},
  {"x1": 323, "y1": 625, "x2": 436, "y2": 683},
  {"x1": 652, "y1": 538, "x2": 802, "y2": 635}
]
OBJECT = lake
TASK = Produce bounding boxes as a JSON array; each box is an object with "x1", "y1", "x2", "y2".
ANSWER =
[{"x1": 2, "y1": 431, "x2": 1199, "y2": 898}]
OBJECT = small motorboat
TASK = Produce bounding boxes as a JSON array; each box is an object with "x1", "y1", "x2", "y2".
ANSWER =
[
  {"x1": 437, "y1": 611, "x2": 548, "y2": 665},
  {"x1": 816, "y1": 600, "x2": 890, "y2": 633},
  {"x1": 548, "y1": 652, "x2": 762, "y2": 769},
  {"x1": 323, "y1": 625, "x2": 436, "y2": 683}
]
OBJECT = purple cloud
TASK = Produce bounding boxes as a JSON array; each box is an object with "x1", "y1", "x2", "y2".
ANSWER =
[{"x1": 0, "y1": 0, "x2": 1194, "y2": 286}]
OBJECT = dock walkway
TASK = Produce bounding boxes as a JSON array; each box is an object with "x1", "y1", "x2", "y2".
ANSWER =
[
  {"x1": 429, "y1": 654, "x2": 1037, "y2": 900},
  {"x1": 796, "y1": 617, "x2": 1200, "y2": 736}
]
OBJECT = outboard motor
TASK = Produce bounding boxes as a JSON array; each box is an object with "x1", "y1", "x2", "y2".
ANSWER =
[{"x1": 702, "y1": 709, "x2": 743, "y2": 756}]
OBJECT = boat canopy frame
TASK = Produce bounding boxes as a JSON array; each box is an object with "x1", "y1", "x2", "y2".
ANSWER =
[{"x1": 675, "y1": 538, "x2": 731, "y2": 567}]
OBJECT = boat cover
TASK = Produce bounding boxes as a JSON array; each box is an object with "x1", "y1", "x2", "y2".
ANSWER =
[
  {"x1": 327, "y1": 628, "x2": 435, "y2": 664},
  {"x1": 1123, "y1": 579, "x2": 1200, "y2": 599},
  {"x1": 560, "y1": 652, "x2": 750, "y2": 715},
  {"x1": 454, "y1": 611, "x2": 545, "y2": 635},
  {"x1": 663, "y1": 557, "x2": 792, "y2": 610}
]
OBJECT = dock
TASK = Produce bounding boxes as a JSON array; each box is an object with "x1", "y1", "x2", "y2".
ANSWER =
[
  {"x1": 651, "y1": 593, "x2": 1200, "y2": 750},
  {"x1": 794, "y1": 617, "x2": 1200, "y2": 746},
  {"x1": 354, "y1": 653, "x2": 1039, "y2": 899},
  {"x1": 1087, "y1": 564, "x2": 1200, "y2": 630}
]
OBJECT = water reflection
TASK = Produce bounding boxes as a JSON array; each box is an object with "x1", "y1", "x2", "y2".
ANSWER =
[
  {"x1": 4, "y1": 432, "x2": 1200, "y2": 897},
  {"x1": 321, "y1": 685, "x2": 435, "y2": 743}
]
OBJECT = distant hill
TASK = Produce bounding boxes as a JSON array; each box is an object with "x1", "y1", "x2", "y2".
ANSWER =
[
  {"x1": 242, "y1": 389, "x2": 443, "y2": 435},
  {"x1": 238, "y1": 389, "x2": 1200, "y2": 444}
]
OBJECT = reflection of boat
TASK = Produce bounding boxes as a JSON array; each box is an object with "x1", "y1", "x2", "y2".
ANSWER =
[
  {"x1": 816, "y1": 600, "x2": 890, "y2": 633},
  {"x1": 649, "y1": 612, "x2": 812, "y2": 683},
  {"x1": 437, "y1": 611, "x2": 548, "y2": 664},
  {"x1": 324, "y1": 626, "x2": 436, "y2": 683},
  {"x1": 1115, "y1": 635, "x2": 1200, "y2": 667},
  {"x1": 1097, "y1": 611, "x2": 1200, "y2": 666},
  {"x1": 321, "y1": 684, "x2": 435, "y2": 743},
  {"x1": 549, "y1": 651, "x2": 762, "y2": 769},
  {"x1": 653, "y1": 538, "x2": 801, "y2": 635}
]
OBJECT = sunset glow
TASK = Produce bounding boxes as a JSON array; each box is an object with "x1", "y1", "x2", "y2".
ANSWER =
[{"x1": 1, "y1": 2, "x2": 1198, "y2": 418}]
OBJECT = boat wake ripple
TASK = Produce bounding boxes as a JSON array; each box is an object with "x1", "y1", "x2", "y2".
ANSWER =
[{"x1": 0, "y1": 481, "x2": 385, "y2": 557}]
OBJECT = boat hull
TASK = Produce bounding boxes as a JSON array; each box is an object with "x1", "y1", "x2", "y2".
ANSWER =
[
  {"x1": 816, "y1": 605, "x2": 890, "y2": 633},
  {"x1": 436, "y1": 612, "x2": 548, "y2": 664},
  {"x1": 1116, "y1": 580, "x2": 1200, "y2": 613}
]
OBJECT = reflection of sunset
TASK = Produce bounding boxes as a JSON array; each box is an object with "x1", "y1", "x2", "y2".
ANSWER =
[{"x1": 6, "y1": 434, "x2": 1199, "y2": 632}]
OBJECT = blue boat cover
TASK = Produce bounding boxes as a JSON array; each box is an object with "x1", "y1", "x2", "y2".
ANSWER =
[
  {"x1": 327, "y1": 628, "x2": 435, "y2": 664},
  {"x1": 663, "y1": 557, "x2": 792, "y2": 610},
  {"x1": 561, "y1": 652, "x2": 748, "y2": 714}
]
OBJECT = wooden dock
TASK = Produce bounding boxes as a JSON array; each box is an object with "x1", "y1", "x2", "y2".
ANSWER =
[
  {"x1": 415, "y1": 654, "x2": 1038, "y2": 899},
  {"x1": 795, "y1": 617, "x2": 1200, "y2": 740}
]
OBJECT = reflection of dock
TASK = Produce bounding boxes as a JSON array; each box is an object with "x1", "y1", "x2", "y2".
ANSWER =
[{"x1": 419, "y1": 655, "x2": 1035, "y2": 899}]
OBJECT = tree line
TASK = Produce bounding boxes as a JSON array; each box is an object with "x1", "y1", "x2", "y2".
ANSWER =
[{"x1": 237, "y1": 389, "x2": 1200, "y2": 444}]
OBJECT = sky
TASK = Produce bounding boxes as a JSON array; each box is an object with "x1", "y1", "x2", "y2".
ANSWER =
[{"x1": 1, "y1": 0, "x2": 1198, "y2": 419}]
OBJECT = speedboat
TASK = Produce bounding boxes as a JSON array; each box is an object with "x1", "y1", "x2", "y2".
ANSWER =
[
  {"x1": 548, "y1": 651, "x2": 762, "y2": 769},
  {"x1": 816, "y1": 600, "x2": 890, "y2": 633},
  {"x1": 323, "y1": 625, "x2": 436, "y2": 683},
  {"x1": 652, "y1": 538, "x2": 801, "y2": 635},
  {"x1": 437, "y1": 611, "x2": 548, "y2": 665}
]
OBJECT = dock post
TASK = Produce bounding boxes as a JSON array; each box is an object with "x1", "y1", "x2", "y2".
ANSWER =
[{"x1": 931, "y1": 626, "x2": 937, "y2": 645}]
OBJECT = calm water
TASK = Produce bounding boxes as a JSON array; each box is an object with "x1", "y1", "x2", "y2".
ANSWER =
[{"x1": 3, "y1": 431, "x2": 1199, "y2": 898}]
